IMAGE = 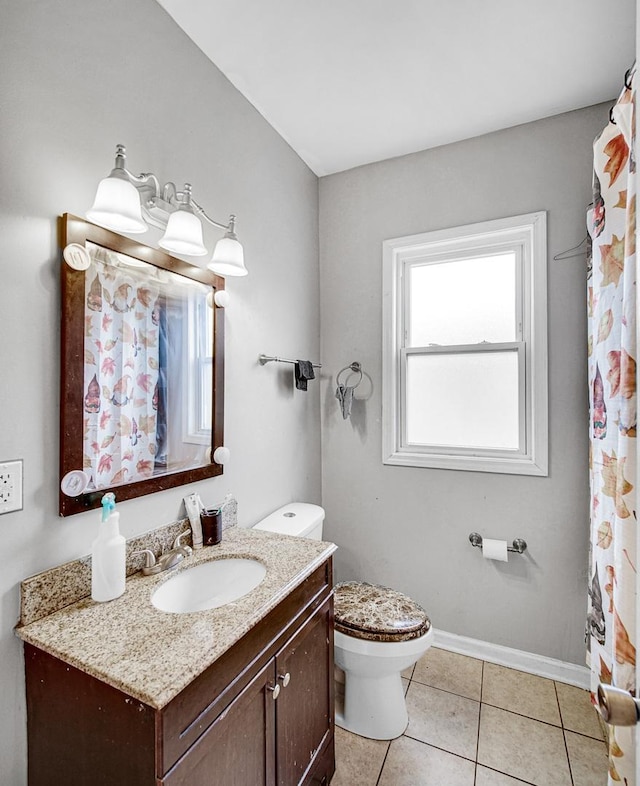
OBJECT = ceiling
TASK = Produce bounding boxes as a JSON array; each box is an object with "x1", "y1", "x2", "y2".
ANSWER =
[{"x1": 156, "y1": 0, "x2": 636, "y2": 176}]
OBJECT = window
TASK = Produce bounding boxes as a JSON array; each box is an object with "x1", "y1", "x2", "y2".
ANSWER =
[
  {"x1": 184, "y1": 290, "x2": 214, "y2": 445},
  {"x1": 382, "y1": 212, "x2": 547, "y2": 475}
]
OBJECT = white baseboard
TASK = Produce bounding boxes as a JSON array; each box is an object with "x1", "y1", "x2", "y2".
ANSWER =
[{"x1": 434, "y1": 629, "x2": 590, "y2": 690}]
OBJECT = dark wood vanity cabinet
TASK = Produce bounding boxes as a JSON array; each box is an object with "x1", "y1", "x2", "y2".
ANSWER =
[
  {"x1": 162, "y1": 597, "x2": 333, "y2": 786},
  {"x1": 24, "y1": 559, "x2": 334, "y2": 786},
  {"x1": 275, "y1": 598, "x2": 334, "y2": 786}
]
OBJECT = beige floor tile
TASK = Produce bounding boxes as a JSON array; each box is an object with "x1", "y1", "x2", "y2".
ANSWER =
[
  {"x1": 402, "y1": 676, "x2": 409, "y2": 695},
  {"x1": 565, "y1": 730, "x2": 608, "y2": 786},
  {"x1": 331, "y1": 726, "x2": 389, "y2": 786},
  {"x1": 482, "y1": 662, "x2": 561, "y2": 725},
  {"x1": 555, "y1": 682, "x2": 604, "y2": 740},
  {"x1": 478, "y1": 704, "x2": 572, "y2": 786},
  {"x1": 378, "y1": 736, "x2": 475, "y2": 786},
  {"x1": 412, "y1": 646, "x2": 483, "y2": 700},
  {"x1": 401, "y1": 664, "x2": 415, "y2": 679},
  {"x1": 475, "y1": 766, "x2": 533, "y2": 785},
  {"x1": 405, "y1": 681, "x2": 480, "y2": 760}
]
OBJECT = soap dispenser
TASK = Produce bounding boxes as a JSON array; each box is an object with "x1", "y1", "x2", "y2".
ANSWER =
[{"x1": 91, "y1": 492, "x2": 126, "y2": 602}]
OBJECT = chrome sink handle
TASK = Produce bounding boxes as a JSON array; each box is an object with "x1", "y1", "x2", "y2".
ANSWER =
[
  {"x1": 156, "y1": 549, "x2": 189, "y2": 572},
  {"x1": 133, "y1": 545, "x2": 191, "y2": 576},
  {"x1": 172, "y1": 530, "x2": 193, "y2": 555},
  {"x1": 133, "y1": 549, "x2": 162, "y2": 576}
]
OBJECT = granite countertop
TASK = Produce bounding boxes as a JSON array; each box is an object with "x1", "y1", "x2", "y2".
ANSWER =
[{"x1": 16, "y1": 527, "x2": 336, "y2": 709}]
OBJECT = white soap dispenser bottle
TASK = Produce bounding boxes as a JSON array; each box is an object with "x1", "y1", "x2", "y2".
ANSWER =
[{"x1": 91, "y1": 492, "x2": 126, "y2": 602}]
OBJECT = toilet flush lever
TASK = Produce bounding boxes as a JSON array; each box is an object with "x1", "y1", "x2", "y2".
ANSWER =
[{"x1": 598, "y1": 684, "x2": 640, "y2": 726}]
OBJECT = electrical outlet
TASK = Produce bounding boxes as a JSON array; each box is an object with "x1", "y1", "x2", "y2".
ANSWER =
[{"x1": 0, "y1": 460, "x2": 23, "y2": 514}]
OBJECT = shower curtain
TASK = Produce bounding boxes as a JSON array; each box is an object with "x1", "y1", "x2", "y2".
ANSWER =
[
  {"x1": 83, "y1": 246, "x2": 161, "y2": 489},
  {"x1": 587, "y1": 67, "x2": 636, "y2": 784}
]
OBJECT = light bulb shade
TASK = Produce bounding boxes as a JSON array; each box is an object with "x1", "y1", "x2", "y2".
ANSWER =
[
  {"x1": 208, "y1": 236, "x2": 247, "y2": 277},
  {"x1": 86, "y1": 176, "x2": 147, "y2": 234},
  {"x1": 159, "y1": 210, "x2": 208, "y2": 257}
]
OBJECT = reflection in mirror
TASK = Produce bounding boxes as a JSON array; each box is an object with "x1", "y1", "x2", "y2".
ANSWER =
[
  {"x1": 83, "y1": 243, "x2": 212, "y2": 489},
  {"x1": 60, "y1": 215, "x2": 225, "y2": 516}
]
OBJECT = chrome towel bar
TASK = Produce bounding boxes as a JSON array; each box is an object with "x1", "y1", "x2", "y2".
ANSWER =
[{"x1": 259, "y1": 354, "x2": 322, "y2": 369}]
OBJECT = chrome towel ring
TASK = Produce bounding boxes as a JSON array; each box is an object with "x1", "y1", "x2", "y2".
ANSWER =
[{"x1": 336, "y1": 361, "x2": 363, "y2": 389}]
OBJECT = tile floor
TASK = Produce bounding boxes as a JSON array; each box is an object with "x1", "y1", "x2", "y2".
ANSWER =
[{"x1": 332, "y1": 647, "x2": 608, "y2": 786}]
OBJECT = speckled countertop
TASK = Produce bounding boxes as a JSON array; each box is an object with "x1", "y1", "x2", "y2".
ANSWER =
[{"x1": 16, "y1": 527, "x2": 336, "y2": 710}]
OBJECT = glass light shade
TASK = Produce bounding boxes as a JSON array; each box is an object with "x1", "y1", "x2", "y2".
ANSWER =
[
  {"x1": 159, "y1": 210, "x2": 208, "y2": 257},
  {"x1": 208, "y1": 237, "x2": 247, "y2": 276},
  {"x1": 86, "y1": 176, "x2": 147, "y2": 233}
]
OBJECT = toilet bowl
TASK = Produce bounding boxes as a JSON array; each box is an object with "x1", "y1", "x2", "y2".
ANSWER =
[
  {"x1": 253, "y1": 503, "x2": 432, "y2": 740},
  {"x1": 333, "y1": 580, "x2": 432, "y2": 739}
]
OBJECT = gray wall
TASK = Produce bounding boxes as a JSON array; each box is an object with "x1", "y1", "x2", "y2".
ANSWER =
[
  {"x1": 319, "y1": 104, "x2": 607, "y2": 666},
  {"x1": 0, "y1": 2, "x2": 320, "y2": 782},
  {"x1": 0, "y1": 1, "x2": 609, "y2": 778}
]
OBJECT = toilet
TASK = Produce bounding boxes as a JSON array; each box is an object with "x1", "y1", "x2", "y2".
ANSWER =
[{"x1": 253, "y1": 502, "x2": 433, "y2": 740}]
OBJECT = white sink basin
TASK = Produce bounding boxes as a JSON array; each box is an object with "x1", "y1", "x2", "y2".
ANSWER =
[{"x1": 151, "y1": 558, "x2": 267, "y2": 613}]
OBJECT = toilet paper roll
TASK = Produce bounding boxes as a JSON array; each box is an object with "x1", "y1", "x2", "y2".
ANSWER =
[{"x1": 482, "y1": 538, "x2": 508, "y2": 562}]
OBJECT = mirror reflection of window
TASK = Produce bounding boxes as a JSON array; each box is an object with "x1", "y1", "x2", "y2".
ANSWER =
[
  {"x1": 82, "y1": 243, "x2": 211, "y2": 491},
  {"x1": 184, "y1": 290, "x2": 214, "y2": 445}
]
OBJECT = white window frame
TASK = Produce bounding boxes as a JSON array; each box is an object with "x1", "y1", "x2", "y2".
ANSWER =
[
  {"x1": 183, "y1": 290, "x2": 213, "y2": 446},
  {"x1": 382, "y1": 212, "x2": 548, "y2": 476}
]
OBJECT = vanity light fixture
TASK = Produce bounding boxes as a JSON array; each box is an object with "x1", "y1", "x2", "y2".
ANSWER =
[{"x1": 87, "y1": 144, "x2": 247, "y2": 276}]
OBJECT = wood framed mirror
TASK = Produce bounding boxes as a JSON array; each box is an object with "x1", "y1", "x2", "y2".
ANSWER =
[{"x1": 58, "y1": 214, "x2": 225, "y2": 516}]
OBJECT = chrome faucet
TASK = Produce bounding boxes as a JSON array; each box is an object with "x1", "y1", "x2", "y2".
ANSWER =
[{"x1": 134, "y1": 531, "x2": 193, "y2": 576}]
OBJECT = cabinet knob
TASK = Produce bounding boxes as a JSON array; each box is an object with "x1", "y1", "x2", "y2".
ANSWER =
[
  {"x1": 278, "y1": 672, "x2": 291, "y2": 688},
  {"x1": 267, "y1": 683, "x2": 281, "y2": 700}
]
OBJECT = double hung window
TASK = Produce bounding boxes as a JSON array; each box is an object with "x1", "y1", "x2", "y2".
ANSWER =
[
  {"x1": 382, "y1": 212, "x2": 547, "y2": 475},
  {"x1": 184, "y1": 290, "x2": 214, "y2": 445}
]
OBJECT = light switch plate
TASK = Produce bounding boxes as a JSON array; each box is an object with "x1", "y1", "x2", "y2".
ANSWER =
[{"x1": 0, "y1": 460, "x2": 23, "y2": 514}]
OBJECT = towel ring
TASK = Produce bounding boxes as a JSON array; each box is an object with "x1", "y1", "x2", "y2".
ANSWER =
[{"x1": 336, "y1": 361, "x2": 363, "y2": 389}]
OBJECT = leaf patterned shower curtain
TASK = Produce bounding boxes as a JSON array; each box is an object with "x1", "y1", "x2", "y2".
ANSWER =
[
  {"x1": 587, "y1": 67, "x2": 636, "y2": 784},
  {"x1": 83, "y1": 245, "x2": 161, "y2": 489}
]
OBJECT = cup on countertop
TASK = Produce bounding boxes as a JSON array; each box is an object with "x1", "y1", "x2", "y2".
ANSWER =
[{"x1": 200, "y1": 508, "x2": 222, "y2": 546}]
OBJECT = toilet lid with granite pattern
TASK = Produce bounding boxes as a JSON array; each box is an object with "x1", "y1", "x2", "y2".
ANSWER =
[{"x1": 334, "y1": 581, "x2": 431, "y2": 642}]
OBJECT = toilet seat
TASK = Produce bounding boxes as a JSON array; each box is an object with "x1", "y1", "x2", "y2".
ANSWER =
[{"x1": 334, "y1": 581, "x2": 431, "y2": 642}]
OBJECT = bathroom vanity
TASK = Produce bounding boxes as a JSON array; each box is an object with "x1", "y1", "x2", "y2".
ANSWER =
[{"x1": 18, "y1": 528, "x2": 336, "y2": 786}]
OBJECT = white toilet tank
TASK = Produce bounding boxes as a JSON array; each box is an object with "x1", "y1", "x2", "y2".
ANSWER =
[{"x1": 253, "y1": 502, "x2": 325, "y2": 540}]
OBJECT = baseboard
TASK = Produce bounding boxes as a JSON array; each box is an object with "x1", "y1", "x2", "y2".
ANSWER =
[{"x1": 434, "y1": 629, "x2": 590, "y2": 690}]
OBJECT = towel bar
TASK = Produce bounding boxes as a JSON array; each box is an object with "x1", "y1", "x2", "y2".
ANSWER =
[
  {"x1": 259, "y1": 354, "x2": 322, "y2": 369},
  {"x1": 468, "y1": 532, "x2": 527, "y2": 554}
]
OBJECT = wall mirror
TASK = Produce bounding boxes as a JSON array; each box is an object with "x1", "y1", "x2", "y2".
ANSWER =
[{"x1": 59, "y1": 214, "x2": 225, "y2": 516}]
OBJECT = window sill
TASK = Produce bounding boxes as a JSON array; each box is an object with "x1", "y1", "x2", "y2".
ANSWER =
[{"x1": 383, "y1": 449, "x2": 548, "y2": 476}]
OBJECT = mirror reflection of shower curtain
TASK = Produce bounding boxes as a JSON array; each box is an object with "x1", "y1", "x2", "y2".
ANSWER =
[
  {"x1": 83, "y1": 247, "x2": 160, "y2": 489},
  {"x1": 154, "y1": 295, "x2": 169, "y2": 468},
  {"x1": 586, "y1": 67, "x2": 636, "y2": 785}
]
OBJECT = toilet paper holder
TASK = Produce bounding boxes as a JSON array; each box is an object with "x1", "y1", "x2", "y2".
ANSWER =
[{"x1": 469, "y1": 532, "x2": 527, "y2": 554}]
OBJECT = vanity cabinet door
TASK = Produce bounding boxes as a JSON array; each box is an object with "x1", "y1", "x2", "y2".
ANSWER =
[
  {"x1": 161, "y1": 660, "x2": 277, "y2": 786},
  {"x1": 275, "y1": 596, "x2": 334, "y2": 786}
]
